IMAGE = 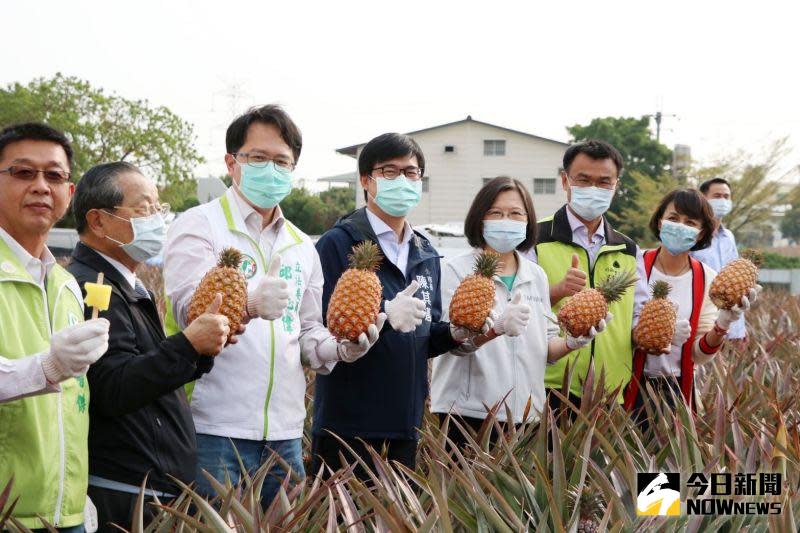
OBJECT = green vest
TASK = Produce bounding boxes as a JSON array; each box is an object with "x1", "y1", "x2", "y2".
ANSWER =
[
  {"x1": 0, "y1": 238, "x2": 89, "y2": 529},
  {"x1": 536, "y1": 207, "x2": 638, "y2": 400}
]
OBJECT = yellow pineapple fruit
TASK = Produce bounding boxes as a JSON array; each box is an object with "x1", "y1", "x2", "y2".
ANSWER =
[
  {"x1": 449, "y1": 251, "x2": 501, "y2": 332},
  {"x1": 633, "y1": 280, "x2": 677, "y2": 352},
  {"x1": 327, "y1": 241, "x2": 384, "y2": 342},
  {"x1": 188, "y1": 247, "x2": 248, "y2": 342},
  {"x1": 709, "y1": 251, "x2": 760, "y2": 309},
  {"x1": 558, "y1": 269, "x2": 638, "y2": 337}
]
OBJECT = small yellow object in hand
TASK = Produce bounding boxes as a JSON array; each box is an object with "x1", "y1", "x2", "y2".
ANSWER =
[{"x1": 85, "y1": 272, "x2": 112, "y2": 318}]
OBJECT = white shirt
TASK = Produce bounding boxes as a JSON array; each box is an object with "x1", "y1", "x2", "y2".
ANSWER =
[
  {"x1": 232, "y1": 186, "x2": 286, "y2": 259},
  {"x1": 0, "y1": 227, "x2": 60, "y2": 402},
  {"x1": 365, "y1": 207, "x2": 414, "y2": 277},
  {"x1": 96, "y1": 250, "x2": 137, "y2": 290}
]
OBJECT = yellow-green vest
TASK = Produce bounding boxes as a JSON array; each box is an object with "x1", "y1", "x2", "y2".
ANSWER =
[
  {"x1": 536, "y1": 207, "x2": 638, "y2": 401},
  {"x1": 0, "y1": 238, "x2": 89, "y2": 529}
]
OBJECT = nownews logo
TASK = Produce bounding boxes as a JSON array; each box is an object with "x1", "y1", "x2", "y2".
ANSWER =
[{"x1": 637, "y1": 472, "x2": 783, "y2": 516}]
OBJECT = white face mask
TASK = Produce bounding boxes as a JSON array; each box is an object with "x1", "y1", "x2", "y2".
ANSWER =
[
  {"x1": 708, "y1": 198, "x2": 732, "y2": 219},
  {"x1": 569, "y1": 186, "x2": 615, "y2": 221},
  {"x1": 104, "y1": 211, "x2": 166, "y2": 262}
]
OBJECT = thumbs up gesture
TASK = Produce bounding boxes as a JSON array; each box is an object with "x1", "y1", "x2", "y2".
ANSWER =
[
  {"x1": 385, "y1": 280, "x2": 427, "y2": 333},
  {"x1": 183, "y1": 293, "x2": 232, "y2": 356},
  {"x1": 555, "y1": 253, "x2": 588, "y2": 301},
  {"x1": 246, "y1": 255, "x2": 290, "y2": 321},
  {"x1": 493, "y1": 292, "x2": 532, "y2": 337}
]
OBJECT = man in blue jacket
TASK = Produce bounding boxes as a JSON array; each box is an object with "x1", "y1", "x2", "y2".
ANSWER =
[{"x1": 312, "y1": 133, "x2": 493, "y2": 476}]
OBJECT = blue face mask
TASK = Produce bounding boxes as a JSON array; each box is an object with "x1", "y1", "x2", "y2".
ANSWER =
[
  {"x1": 105, "y1": 212, "x2": 167, "y2": 262},
  {"x1": 569, "y1": 186, "x2": 615, "y2": 221},
  {"x1": 238, "y1": 161, "x2": 293, "y2": 209},
  {"x1": 708, "y1": 198, "x2": 732, "y2": 219},
  {"x1": 660, "y1": 220, "x2": 700, "y2": 255},
  {"x1": 371, "y1": 177, "x2": 422, "y2": 217},
  {"x1": 482, "y1": 219, "x2": 527, "y2": 253}
]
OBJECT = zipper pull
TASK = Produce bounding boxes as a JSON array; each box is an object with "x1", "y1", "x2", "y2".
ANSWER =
[{"x1": 156, "y1": 417, "x2": 162, "y2": 427}]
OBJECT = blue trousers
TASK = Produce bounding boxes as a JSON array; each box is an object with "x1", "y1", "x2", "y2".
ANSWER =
[{"x1": 195, "y1": 434, "x2": 305, "y2": 507}]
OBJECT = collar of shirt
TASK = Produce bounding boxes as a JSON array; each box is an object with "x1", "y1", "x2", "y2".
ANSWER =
[
  {"x1": 230, "y1": 186, "x2": 285, "y2": 242},
  {"x1": 365, "y1": 207, "x2": 414, "y2": 247},
  {"x1": 0, "y1": 226, "x2": 56, "y2": 286},
  {"x1": 96, "y1": 250, "x2": 137, "y2": 290},
  {"x1": 566, "y1": 206, "x2": 606, "y2": 247}
]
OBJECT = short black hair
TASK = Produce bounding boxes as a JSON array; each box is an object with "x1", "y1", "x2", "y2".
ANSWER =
[
  {"x1": 699, "y1": 177, "x2": 731, "y2": 194},
  {"x1": 563, "y1": 140, "x2": 624, "y2": 177},
  {"x1": 649, "y1": 188, "x2": 716, "y2": 251},
  {"x1": 0, "y1": 122, "x2": 73, "y2": 170},
  {"x1": 72, "y1": 161, "x2": 138, "y2": 234},
  {"x1": 463, "y1": 176, "x2": 538, "y2": 252},
  {"x1": 359, "y1": 133, "x2": 425, "y2": 202},
  {"x1": 225, "y1": 104, "x2": 302, "y2": 163}
]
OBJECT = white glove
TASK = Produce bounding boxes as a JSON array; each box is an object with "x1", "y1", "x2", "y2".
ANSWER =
[
  {"x1": 247, "y1": 255, "x2": 290, "y2": 321},
  {"x1": 492, "y1": 293, "x2": 531, "y2": 337},
  {"x1": 385, "y1": 281, "x2": 426, "y2": 333},
  {"x1": 565, "y1": 312, "x2": 612, "y2": 351},
  {"x1": 41, "y1": 319, "x2": 110, "y2": 383},
  {"x1": 451, "y1": 310, "x2": 497, "y2": 343},
  {"x1": 716, "y1": 286, "x2": 759, "y2": 330},
  {"x1": 337, "y1": 313, "x2": 387, "y2": 363},
  {"x1": 84, "y1": 496, "x2": 98, "y2": 533},
  {"x1": 671, "y1": 319, "x2": 691, "y2": 347}
]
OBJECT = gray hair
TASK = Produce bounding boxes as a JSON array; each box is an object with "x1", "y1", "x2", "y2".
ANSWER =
[{"x1": 72, "y1": 161, "x2": 139, "y2": 234}]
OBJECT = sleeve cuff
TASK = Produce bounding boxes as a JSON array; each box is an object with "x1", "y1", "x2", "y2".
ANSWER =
[{"x1": 699, "y1": 334, "x2": 721, "y2": 355}]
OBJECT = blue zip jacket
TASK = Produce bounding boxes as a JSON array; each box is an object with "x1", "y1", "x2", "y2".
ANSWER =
[{"x1": 313, "y1": 207, "x2": 459, "y2": 440}]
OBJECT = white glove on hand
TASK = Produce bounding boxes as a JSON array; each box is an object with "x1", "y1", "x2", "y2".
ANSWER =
[
  {"x1": 565, "y1": 312, "x2": 612, "y2": 351},
  {"x1": 337, "y1": 313, "x2": 387, "y2": 363},
  {"x1": 492, "y1": 293, "x2": 531, "y2": 337},
  {"x1": 385, "y1": 281, "x2": 426, "y2": 333},
  {"x1": 247, "y1": 256, "x2": 290, "y2": 321},
  {"x1": 451, "y1": 310, "x2": 497, "y2": 343},
  {"x1": 716, "y1": 286, "x2": 759, "y2": 330},
  {"x1": 42, "y1": 319, "x2": 110, "y2": 383},
  {"x1": 671, "y1": 319, "x2": 691, "y2": 347}
]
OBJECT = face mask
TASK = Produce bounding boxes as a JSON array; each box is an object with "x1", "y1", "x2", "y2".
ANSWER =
[
  {"x1": 708, "y1": 198, "x2": 732, "y2": 219},
  {"x1": 105, "y1": 212, "x2": 167, "y2": 262},
  {"x1": 238, "y1": 161, "x2": 293, "y2": 209},
  {"x1": 370, "y1": 177, "x2": 422, "y2": 217},
  {"x1": 660, "y1": 220, "x2": 700, "y2": 255},
  {"x1": 483, "y1": 219, "x2": 527, "y2": 253},
  {"x1": 569, "y1": 186, "x2": 615, "y2": 221}
]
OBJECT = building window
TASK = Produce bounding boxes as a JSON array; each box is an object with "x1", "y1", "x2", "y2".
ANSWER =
[
  {"x1": 444, "y1": 145, "x2": 455, "y2": 153},
  {"x1": 483, "y1": 140, "x2": 506, "y2": 156},
  {"x1": 534, "y1": 178, "x2": 556, "y2": 195},
  {"x1": 422, "y1": 176, "x2": 429, "y2": 193}
]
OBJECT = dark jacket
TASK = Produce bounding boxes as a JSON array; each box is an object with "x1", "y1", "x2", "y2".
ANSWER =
[
  {"x1": 312, "y1": 207, "x2": 459, "y2": 440},
  {"x1": 68, "y1": 242, "x2": 213, "y2": 494}
]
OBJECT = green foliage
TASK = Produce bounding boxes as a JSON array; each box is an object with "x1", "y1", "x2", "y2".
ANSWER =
[
  {"x1": 281, "y1": 186, "x2": 355, "y2": 235},
  {"x1": 759, "y1": 251, "x2": 800, "y2": 269},
  {"x1": 158, "y1": 179, "x2": 200, "y2": 213},
  {"x1": 567, "y1": 116, "x2": 673, "y2": 241},
  {"x1": 780, "y1": 201, "x2": 800, "y2": 243},
  {"x1": 616, "y1": 171, "x2": 679, "y2": 248}
]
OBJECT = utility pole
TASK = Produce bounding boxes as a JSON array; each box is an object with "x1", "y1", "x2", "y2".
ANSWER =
[{"x1": 649, "y1": 110, "x2": 677, "y2": 142}]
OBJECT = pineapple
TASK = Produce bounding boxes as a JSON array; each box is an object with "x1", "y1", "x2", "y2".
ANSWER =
[
  {"x1": 709, "y1": 252, "x2": 760, "y2": 310},
  {"x1": 188, "y1": 247, "x2": 248, "y2": 342},
  {"x1": 568, "y1": 486, "x2": 604, "y2": 533},
  {"x1": 633, "y1": 280, "x2": 677, "y2": 352},
  {"x1": 449, "y1": 251, "x2": 501, "y2": 332},
  {"x1": 558, "y1": 270, "x2": 638, "y2": 337},
  {"x1": 327, "y1": 241, "x2": 384, "y2": 342}
]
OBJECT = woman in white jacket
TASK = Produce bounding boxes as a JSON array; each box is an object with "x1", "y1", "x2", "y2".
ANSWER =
[{"x1": 431, "y1": 177, "x2": 606, "y2": 448}]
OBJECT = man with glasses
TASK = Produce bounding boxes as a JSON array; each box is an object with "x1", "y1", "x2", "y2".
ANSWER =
[
  {"x1": 312, "y1": 133, "x2": 493, "y2": 477},
  {"x1": 0, "y1": 123, "x2": 110, "y2": 531},
  {"x1": 163, "y1": 105, "x2": 385, "y2": 505},
  {"x1": 67, "y1": 161, "x2": 234, "y2": 530},
  {"x1": 525, "y1": 140, "x2": 648, "y2": 412}
]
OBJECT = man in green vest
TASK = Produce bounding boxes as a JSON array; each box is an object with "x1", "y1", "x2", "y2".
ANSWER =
[
  {"x1": 525, "y1": 140, "x2": 648, "y2": 410},
  {"x1": 0, "y1": 123, "x2": 110, "y2": 531}
]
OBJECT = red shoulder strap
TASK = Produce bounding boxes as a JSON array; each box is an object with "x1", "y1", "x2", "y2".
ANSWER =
[
  {"x1": 643, "y1": 248, "x2": 659, "y2": 278},
  {"x1": 679, "y1": 257, "x2": 705, "y2": 411},
  {"x1": 624, "y1": 248, "x2": 659, "y2": 411}
]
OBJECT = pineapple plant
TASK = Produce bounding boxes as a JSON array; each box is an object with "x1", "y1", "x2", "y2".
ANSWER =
[
  {"x1": 449, "y1": 251, "x2": 501, "y2": 332},
  {"x1": 557, "y1": 269, "x2": 638, "y2": 337},
  {"x1": 568, "y1": 487, "x2": 604, "y2": 533},
  {"x1": 709, "y1": 250, "x2": 760, "y2": 309},
  {"x1": 188, "y1": 247, "x2": 248, "y2": 342},
  {"x1": 327, "y1": 241, "x2": 384, "y2": 342},
  {"x1": 633, "y1": 280, "x2": 678, "y2": 352}
]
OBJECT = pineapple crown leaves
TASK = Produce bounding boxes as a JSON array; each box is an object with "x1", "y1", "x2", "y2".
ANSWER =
[
  {"x1": 740, "y1": 248, "x2": 764, "y2": 268},
  {"x1": 597, "y1": 269, "x2": 639, "y2": 303},
  {"x1": 348, "y1": 241, "x2": 383, "y2": 272},
  {"x1": 473, "y1": 251, "x2": 502, "y2": 278},
  {"x1": 650, "y1": 280, "x2": 672, "y2": 300},
  {"x1": 218, "y1": 247, "x2": 243, "y2": 269}
]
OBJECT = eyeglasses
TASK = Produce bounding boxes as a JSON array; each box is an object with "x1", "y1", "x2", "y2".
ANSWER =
[
  {"x1": 485, "y1": 208, "x2": 528, "y2": 221},
  {"x1": 370, "y1": 165, "x2": 424, "y2": 181},
  {"x1": 232, "y1": 152, "x2": 295, "y2": 171},
  {"x1": 565, "y1": 173, "x2": 617, "y2": 190},
  {"x1": 108, "y1": 203, "x2": 171, "y2": 218},
  {"x1": 0, "y1": 165, "x2": 71, "y2": 184}
]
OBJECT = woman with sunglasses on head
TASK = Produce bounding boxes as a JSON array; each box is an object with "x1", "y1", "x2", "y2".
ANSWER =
[
  {"x1": 623, "y1": 189, "x2": 759, "y2": 422},
  {"x1": 431, "y1": 177, "x2": 608, "y2": 448}
]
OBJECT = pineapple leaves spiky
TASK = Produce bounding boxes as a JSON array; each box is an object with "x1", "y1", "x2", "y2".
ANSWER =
[
  {"x1": 473, "y1": 251, "x2": 501, "y2": 278},
  {"x1": 218, "y1": 247, "x2": 243, "y2": 269},
  {"x1": 348, "y1": 241, "x2": 383, "y2": 272},
  {"x1": 597, "y1": 269, "x2": 639, "y2": 304},
  {"x1": 651, "y1": 280, "x2": 671, "y2": 299}
]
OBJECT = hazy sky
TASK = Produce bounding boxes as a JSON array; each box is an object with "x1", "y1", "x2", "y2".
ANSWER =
[{"x1": 3, "y1": 1, "x2": 798, "y2": 188}]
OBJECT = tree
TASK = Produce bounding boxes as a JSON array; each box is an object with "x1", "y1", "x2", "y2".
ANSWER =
[
  {"x1": 567, "y1": 116, "x2": 673, "y2": 241},
  {"x1": 0, "y1": 73, "x2": 203, "y2": 186},
  {"x1": 780, "y1": 202, "x2": 800, "y2": 244},
  {"x1": 281, "y1": 186, "x2": 355, "y2": 235},
  {"x1": 616, "y1": 171, "x2": 679, "y2": 249}
]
